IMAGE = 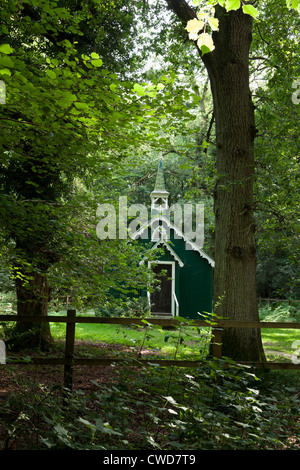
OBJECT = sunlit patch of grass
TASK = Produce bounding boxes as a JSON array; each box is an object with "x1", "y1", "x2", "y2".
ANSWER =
[
  {"x1": 48, "y1": 303, "x2": 300, "y2": 360},
  {"x1": 261, "y1": 328, "x2": 300, "y2": 355},
  {"x1": 260, "y1": 304, "x2": 300, "y2": 357},
  {"x1": 49, "y1": 309, "x2": 211, "y2": 359}
]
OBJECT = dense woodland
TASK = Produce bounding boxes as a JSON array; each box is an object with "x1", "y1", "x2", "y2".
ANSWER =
[{"x1": 0, "y1": 0, "x2": 299, "y2": 452}]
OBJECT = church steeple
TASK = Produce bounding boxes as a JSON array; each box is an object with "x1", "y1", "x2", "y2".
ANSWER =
[{"x1": 151, "y1": 158, "x2": 169, "y2": 218}]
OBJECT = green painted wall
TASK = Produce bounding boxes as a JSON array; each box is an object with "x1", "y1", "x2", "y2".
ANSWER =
[{"x1": 139, "y1": 227, "x2": 213, "y2": 319}]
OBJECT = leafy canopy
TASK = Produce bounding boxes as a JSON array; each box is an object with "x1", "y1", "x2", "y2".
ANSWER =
[{"x1": 185, "y1": 0, "x2": 299, "y2": 54}]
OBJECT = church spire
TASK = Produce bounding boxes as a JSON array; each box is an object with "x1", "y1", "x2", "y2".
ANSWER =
[
  {"x1": 151, "y1": 157, "x2": 169, "y2": 218},
  {"x1": 154, "y1": 158, "x2": 166, "y2": 192}
]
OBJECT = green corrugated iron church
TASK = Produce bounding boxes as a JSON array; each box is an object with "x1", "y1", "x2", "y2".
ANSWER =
[{"x1": 132, "y1": 158, "x2": 214, "y2": 320}]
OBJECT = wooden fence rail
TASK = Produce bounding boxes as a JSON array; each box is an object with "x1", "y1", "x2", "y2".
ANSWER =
[{"x1": 0, "y1": 311, "x2": 300, "y2": 391}]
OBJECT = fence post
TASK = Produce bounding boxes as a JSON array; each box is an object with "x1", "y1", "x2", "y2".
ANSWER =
[
  {"x1": 211, "y1": 328, "x2": 222, "y2": 359},
  {"x1": 63, "y1": 309, "x2": 76, "y2": 391}
]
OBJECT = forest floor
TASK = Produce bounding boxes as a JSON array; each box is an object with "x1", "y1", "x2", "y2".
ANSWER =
[
  {"x1": 0, "y1": 341, "x2": 145, "y2": 396},
  {"x1": 0, "y1": 342, "x2": 145, "y2": 450},
  {"x1": 1, "y1": 339, "x2": 299, "y2": 451}
]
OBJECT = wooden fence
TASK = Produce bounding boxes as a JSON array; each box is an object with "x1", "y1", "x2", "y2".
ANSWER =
[
  {"x1": 0, "y1": 310, "x2": 300, "y2": 391},
  {"x1": 258, "y1": 298, "x2": 300, "y2": 306}
]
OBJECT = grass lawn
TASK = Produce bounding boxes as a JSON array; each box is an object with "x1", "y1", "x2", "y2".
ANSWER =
[
  {"x1": 48, "y1": 304, "x2": 300, "y2": 362},
  {"x1": 261, "y1": 328, "x2": 300, "y2": 359},
  {"x1": 1, "y1": 300, "x2": 298, "y2": 361},
  {"x1": 260, "y1": 304, "x2": 300, "y2": 361},
  {"x1": 50, "y1": 311, "x2": 211, "y2": 360}
]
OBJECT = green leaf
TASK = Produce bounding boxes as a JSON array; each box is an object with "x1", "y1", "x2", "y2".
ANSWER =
[
  {"x1": 197, "y1": 33, "x2": 215, "y2": 55},
  {"x1": 286, "y1": 0, "x2": 300, "y2": 12},
  {"x1": 78, "y1": 417, "x2": 97, "y2": 431},
  {"x1": 163, "y1": 396, "x2": 178, "y2": 405},
  {"x1": 0, "y1": 68, "x2": 11, "y2": 76},
  {"x1": 225, "y1": 0, "x2": 241, "y2": 11},
  {"x1": 167, "y1": 408, "x2": 178, "y2": 415},
  {"x1": 133, "y1": 83, "x2": 145, "y2": 96},
  {"x1": 46, "y1": 69, "x2": 56, "y2": 79},
  {"x1": 186, "y1": 18, "x2": 204, "y2": 34},
  {"x1": 74, "y1": 101, "x2": 89, "y2": 109},
  {"x1": 0, "y1": 44, "x2": 13, "y2": 54},
  {"x1": 58, "y1": 91, "x2": 77, "y2": 107},
  {"x1": 0, "y1": 56, "x2": 14, "y2": 68},
  {"x1": 91, "y1": 59, "x2": 103, "y2": 67},
  {"x1": 208, "y1": 17, "x2": 219, "y2": 31},
  {"x1": 242, "y1": 4, "x2": 259, "y2": 19}
]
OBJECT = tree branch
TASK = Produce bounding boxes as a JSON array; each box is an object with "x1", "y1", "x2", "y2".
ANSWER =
[{"x1": 165, "y1": 0, "x2": 197, "y2": 22}]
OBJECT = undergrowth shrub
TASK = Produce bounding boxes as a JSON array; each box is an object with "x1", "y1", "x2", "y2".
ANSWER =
[
  {"x1": 259, "y1": 304, "x2": 300, "y2": 322},
  {"x1": 1, "y1": 361, "x2": 299, "y2": 450}
]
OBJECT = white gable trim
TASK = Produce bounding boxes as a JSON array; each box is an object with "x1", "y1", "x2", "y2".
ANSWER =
[
  {"x1": 139, "y1": 239, "x2": 184, "y2": 268},
  {"x1": 132, "y1": 215, "x2": 215, "y2": 268},
  {"x1": 151, "y1": 224, "x2": 169, "y2": 242},
  {"x1": 153, "y1": 239, "x2": 184, "y2": 267}
]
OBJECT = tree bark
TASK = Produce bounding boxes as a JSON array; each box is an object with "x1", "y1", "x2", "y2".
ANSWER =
[
  {"x1": 8, "y1": 263, "x2": 53, "y2": 351},
  {"x1": 165, "y1": 1, "x2": 266, "y2": 361}
]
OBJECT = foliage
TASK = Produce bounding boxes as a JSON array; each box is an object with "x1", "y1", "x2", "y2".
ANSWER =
[
  {"x1": 0, "y1": 0, "x2": 199, "y2": 327},
  {"x1": 1, "y1": 301, "x2": 299, "y2": 450},
  {"x1": 0, "y1": 0, "x2": 299, "y2": 352},
  {"x1": 150, "y1": 0, "x2": 299, "y2": 300},
  {"x1": 259, "y1": 303, "x2": 300, "y2": 323},
  {"x1": 95, "y1": 296, "x2": 151, "y2": 318},
  {"x1": 250, "y1": 1, "x2": 300, "y2": 300},
  {"x1": 1, "y1": 363, "x2": 299, "y2": 450},
  {"x1": 256, "y1": 249, "x2": 300, "y2": 299},
  {"x1": 184, "y1": 0, "x2": 299, "y2": 55}
]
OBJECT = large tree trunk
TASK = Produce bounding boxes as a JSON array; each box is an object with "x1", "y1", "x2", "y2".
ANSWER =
[
  {"x1": 205, "y1": 7, "x2": 265, "y2": 362},
  {"x1": 8, "y1": 263, "x2": 53, "y2": 351},
  {"x1": 165, "y1": 1, "x2": 266, "y2": 361}
]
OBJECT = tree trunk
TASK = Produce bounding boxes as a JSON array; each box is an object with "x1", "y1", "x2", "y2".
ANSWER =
[
  {"x1": 165, "y1": 1, "x2": 266, "y2": 361},
  {"x1": 8, "y1": 265, "x2": 53, "y2": 351}
]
